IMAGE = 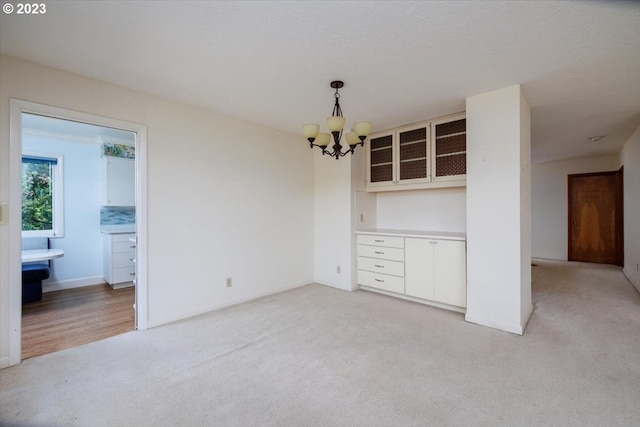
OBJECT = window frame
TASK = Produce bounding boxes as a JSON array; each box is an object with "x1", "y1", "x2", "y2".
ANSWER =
[{"x1": 21, "y1": 151, "x2": 64, "y2": 238}]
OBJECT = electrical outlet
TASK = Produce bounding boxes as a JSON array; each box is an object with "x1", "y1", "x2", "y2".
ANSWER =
[
  {"x1": 337, "y1": 266, "x2": 341, "y2": 274},
  {"x1": 226, "y1": 277, "x2": 232, "y2": 287},
  {"x1": 360, "y1": 213, "x2": 364, "y2": 222}
]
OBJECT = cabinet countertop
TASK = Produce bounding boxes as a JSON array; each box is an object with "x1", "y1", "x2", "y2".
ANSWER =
[
  {"x1": 100, "y1": 225, "x2": 135, "y2": 234},
  {"x1": 356, "y1": 229, "x2": 466, "y2": 241}
]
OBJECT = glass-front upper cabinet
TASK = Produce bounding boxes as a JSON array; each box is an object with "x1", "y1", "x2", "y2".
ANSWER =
[
  {"x1": 366, "y1": 113, "x2": 466, "y2": 192},
  {"x1": 431, "y1": 114, "x2": 466, "y2": 182},
  {"x1": 397, "y1": 123, "x2": 430, "y2": 183}
]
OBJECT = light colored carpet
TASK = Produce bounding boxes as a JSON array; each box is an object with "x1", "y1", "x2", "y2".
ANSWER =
[{"x1": 1, "y1": 260, "x2": 639, "y2": 426}]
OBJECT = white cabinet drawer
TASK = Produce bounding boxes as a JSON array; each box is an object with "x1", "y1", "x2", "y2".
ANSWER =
[
  {"x1": 357, "y1": 234, "x2": 404, "y2": 248},
  {"x1": 111, "y1": 233, "x2": 135, "y2": 243},
  {"x1": 358, "y1": 270, "x2": 404, "y2": 294},
  {"x1": 113, "y1": 241, "x2": 136, "y2": 253},
  {"x1": 358, "y1": 257, "x2": 404, "y2": 277},
  {"x1": 111, "y1": 266, "x2": 136, "y2": 284},
  {"x1": 357, "y1": 245, "x2": 404, "y2": 261},
  {"x1": 112, "y1": 252, "x2": 135, "y2": 268}
]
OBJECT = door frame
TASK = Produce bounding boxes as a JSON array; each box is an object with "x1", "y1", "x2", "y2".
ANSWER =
[
  {"x1": 7, "y1": 99, "x2": 149, "y2": 367},
  {"x1": 567, "y1": 168, "x2": 623, "y2": 266}
]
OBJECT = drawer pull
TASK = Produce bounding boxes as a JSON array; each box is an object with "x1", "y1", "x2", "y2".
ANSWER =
[
  {"x1": 374, "y1": 239, "x2": 384, "y2": 243},
  {"x1": 374, "y1": 264, "x2": 384, "y2": 268},
  {"x1": 374, "y1": 251, "x2": 384, "y2": 255},
  {"x1": 129, "y1": 245, "x2": 136, "y2": 248},
  {"x1": 129, "y1": 258, "x2": 135, "y2": 261},
  {"x1": 129, "y1": 273, "x2": 136, "y2": 276},
  {"x1": 374, "y1": 278, "x2": 384, "y2": 283}
]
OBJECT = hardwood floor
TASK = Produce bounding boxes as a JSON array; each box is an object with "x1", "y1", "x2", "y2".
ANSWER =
[{"x1": 22, "y1": 283, "x2": 135, "y2": 360}]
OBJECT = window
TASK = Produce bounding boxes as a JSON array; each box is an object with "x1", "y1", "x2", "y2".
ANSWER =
[{"x1": 21, "y1": 153, "x2": 64, "y2": 237}]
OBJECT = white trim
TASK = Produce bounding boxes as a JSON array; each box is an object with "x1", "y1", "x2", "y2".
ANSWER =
[
  {"x1": 43, "y1": 276, "x2": 107, "y2": 293},
  {"x1": 464, "y1": 312, "x2": 529, "y2": 335},
  {"x1": 22, "y1": 128, "x2": 99, "y2": 145},
  {"x1": 359, "y1": 285, "x2": 467, "y2": 314},
  {"x1": 147, "y1": 281, "x2": 310, "y2": 329},
  {"x1": 8, "y1": 99, "x2": 149, "y2": 367},
  {"x1": 623, "y1": 268, "x2": 640, "y2": 294}
]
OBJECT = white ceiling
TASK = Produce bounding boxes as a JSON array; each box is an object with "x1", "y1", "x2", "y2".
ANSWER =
[
  {"x1": 1, "y1": 1, "x2": 639, "y2": 163},
  {"x1": 22, "y1": 113, "x2": 135, "y2": 144}
]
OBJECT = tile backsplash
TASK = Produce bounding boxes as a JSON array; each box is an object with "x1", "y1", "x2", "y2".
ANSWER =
[{"x1": 100, "y1": 207, "x2": 135, "y2": 225}]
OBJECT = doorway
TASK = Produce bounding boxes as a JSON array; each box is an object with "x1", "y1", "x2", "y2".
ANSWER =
[
  {"x1": 20, "y1": 113, "x2": 136, "y2": 359},
  {"x1": 568, "y1": 168, "x2": 623, "y2": 265},
  {"x1": 8, "y1": 99, "x2": 148, "y2": 366}
]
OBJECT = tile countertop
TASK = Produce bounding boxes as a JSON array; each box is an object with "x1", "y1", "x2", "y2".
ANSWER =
[
  {"x1": 356, "y1": 229, "x2": 466, "y2": 241},
  {"x1": 100, "y1": 224, "x2": 136, "y2": 234}
]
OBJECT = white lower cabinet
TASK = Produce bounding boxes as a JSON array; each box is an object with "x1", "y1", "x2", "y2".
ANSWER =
[
  {"x1": 103, "y1": 233, "x2": 136, "y2": 288},
  {"x1": 358, "y1": 232, "x2": 467, "y2": 312},
  {"x1": 405, "y1": 238, "x2": 467, "y2": 308}
]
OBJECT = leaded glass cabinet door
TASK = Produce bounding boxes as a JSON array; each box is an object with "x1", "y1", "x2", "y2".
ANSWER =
[
  {"x1": 397, "y1": 122, "x2": 431, "y2": 184},
  {"x1": 367, "y1": 130, "x2": 395, "y2": 188},
  {"x1": 431, "y1": 114, "x2": 466, "y2": 182}
]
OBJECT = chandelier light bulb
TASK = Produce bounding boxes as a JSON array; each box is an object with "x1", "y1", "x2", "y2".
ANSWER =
[
  {"x1": 327, "y1": 116, "x2": 346, "y2": 133},
  {"x1": 316, "y1": 133, "x2": 331, "y2": 147},
  {"x1": 303, "y1": 124, "x2": 320, "y2": 141},
  {"x1": 345, "y1": 130, "x2": 359, "y2": 146}
]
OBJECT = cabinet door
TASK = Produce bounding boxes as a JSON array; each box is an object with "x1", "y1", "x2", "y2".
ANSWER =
[
  {"x1": 433, "y1": 240, "x2": 467, "y2": 308},
  {"x1": 367, "y1": 131, "x2": 395, "y2": 188},
  {"x1": 431, "y1": 115, "x2": 466, "y2": 183},
  {"x1": 397, "y1": 123, "x2": 430, "y2": 184},
  {"x1": 405, "y1": 238, "x2": 435, "y2": 300},
  {"x1": 103, "y1": 157, "x2": 135, "y2": 206}
]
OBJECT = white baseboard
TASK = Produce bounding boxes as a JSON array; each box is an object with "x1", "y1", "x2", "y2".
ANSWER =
[
  {"x1": 359, "y1": 285, "x2": 466, "y2": 314},
  {"x1": 0, "y1": 356, "x2": 9, "y2": 369},
  {"x1": 147, "y1": 280, "x2": 311, "y2": 329},
  {"x1": 623, "y1": 268, "x2": 640, "y2": 294},
  {"x1": 43, "y1": 276, "x2": 106, "y2": 292},
  {"x1": 465, "y1": 312, "x2": 528, "y2": 335},
  {"x1": 314, "y1": 281, "x2": 354, "y2": 292}
]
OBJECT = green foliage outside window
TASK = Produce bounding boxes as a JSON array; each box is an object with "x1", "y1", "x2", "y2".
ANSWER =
[{"x1": 22, "y1": 162, "x2": 53, "y2": 231}]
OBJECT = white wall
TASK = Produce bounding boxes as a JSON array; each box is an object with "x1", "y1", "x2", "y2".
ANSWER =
[
  {"x1": 0, "y1": 55, "x2": 315, "y2": 364},
  {"x1": 313, "y1": 149, "x2": 353, "y2": 291},
  {"x1": 376, "y1": 188, "x2": 466, "y2": 232},
  {"x1": 22, "y1": 133, "x2": 104, "y2": 289},
  {"x1": 620, "y1": 124, "x2": 640, "y2": 292},
  {"x1": 465, "y1": 85, "x2": 531, "y2": 335},
  {"x1": 531, "y1": 154, "x2": 620, "y2": 260}
]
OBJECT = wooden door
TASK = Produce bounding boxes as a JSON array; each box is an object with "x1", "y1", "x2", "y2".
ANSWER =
[{"x1": 568, "y1": 169, "x2": 623, "y2": 265}]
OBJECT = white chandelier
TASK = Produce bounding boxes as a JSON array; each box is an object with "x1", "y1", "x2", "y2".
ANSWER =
[{"x1": 303, "y1": 80, "x2": 371, "y2": 160}]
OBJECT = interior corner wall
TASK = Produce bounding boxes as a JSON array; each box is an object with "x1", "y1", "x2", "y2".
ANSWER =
[
  {"x1": 465, "y1": 84, "x2": 531, "y2": 335},
  {"x1": 0, "y1": 55, "x2": 315, "y2": 364},
  {"x1": 313, "y1": 149, "x2": 353, "y2": 291},
  {"x1": 531, "y1": 153, "x2": 621, "y2": 261},
  {"x1": 620, "y1": 124, "x2": 640, "y2": 292}
]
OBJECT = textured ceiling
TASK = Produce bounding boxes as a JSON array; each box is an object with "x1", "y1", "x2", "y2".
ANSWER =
[{"x1": 1, "y1": 1, "x2": 639, "y2": 163}]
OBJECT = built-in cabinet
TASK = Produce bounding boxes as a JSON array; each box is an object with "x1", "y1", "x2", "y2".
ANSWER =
[
  {"x1": 102, "y1": 157, "x2": 135, "y2": 206},
  {"x1": 366, "y1": 112, "x2": 466, "y2": 192},
  {"x1": 357, "y1": 231, "x2": 466, "y2": 312},
  {"x1": 103, "y1": 232, "x2": 136, "y2": 288},
  {"x1": 405, "y1": 238, "x2": 466, "y2": 308}
]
